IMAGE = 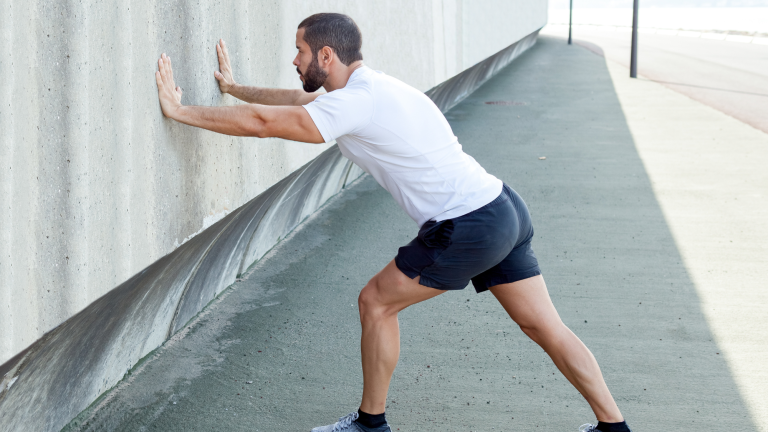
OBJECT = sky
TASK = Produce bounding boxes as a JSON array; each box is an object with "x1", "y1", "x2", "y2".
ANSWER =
[{"x1": 549, "y1": 0, "x2": 768, "y2": 8}]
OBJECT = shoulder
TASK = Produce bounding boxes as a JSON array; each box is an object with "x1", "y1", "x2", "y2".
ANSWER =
[
  {"x1": 321, "y1": 68, "x2": 376, "y2": 101},
  {"x1": 302, "y1": 68, "x2": 378, "y2": 141},
  {"x1": 308, "y1": 69, "x2": 376, "y2": 115}
]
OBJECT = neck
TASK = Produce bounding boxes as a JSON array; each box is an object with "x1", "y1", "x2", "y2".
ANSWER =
[{"x1": 323, "y1": 61, "x2": 364, "y2": 92}]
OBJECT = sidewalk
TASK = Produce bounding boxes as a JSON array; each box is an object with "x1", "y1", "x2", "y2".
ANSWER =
[
  {"x1": 64, "y1": 36, "x2": 767, "y2": 431},
  {"x1": 540, "y1": 24, "x2": 768, "y2": 134}
]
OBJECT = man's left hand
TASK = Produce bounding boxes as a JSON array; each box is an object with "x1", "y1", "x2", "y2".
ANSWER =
[{"x1": 155, "y1": 53, "x2": 183, "y2": 119}]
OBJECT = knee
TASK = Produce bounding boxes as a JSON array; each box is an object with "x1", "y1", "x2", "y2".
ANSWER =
[
  {"x1": 358, "y1": 278, "x2": 398, "y2": 323},
  {"x1": 519, "y1": 324, "x2": 544, "y2": 344},
  {"x1": 358, "y1": 280, "x2": 383, "y2": 323},
  {"x1": 518, "y1": 320, "x2": 566, "y2": 346}
]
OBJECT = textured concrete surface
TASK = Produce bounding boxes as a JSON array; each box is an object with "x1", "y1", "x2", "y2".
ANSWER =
[
  {"x1": 63, "y1": 37, "x2": 766, "y2": 431},
  {"x1": 0, "y1": 147, "x2": 362, "y2": 432},
  {"x1": 0, "y1": 0, "x2": 547, "y2": 366},
  {"x1": 541, "y1": 24, "x2": 768, "y2": 133}
]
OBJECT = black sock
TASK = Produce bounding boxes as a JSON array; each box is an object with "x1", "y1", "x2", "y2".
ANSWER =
[
  {"x1": 597, "y1": 420, "x2": 631, "y2": 432},
  {"x1": 356, "y1": 409, "x2": 387, "y2": 428}
]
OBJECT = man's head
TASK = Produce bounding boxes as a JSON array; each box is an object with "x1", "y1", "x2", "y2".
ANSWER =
[{"x1": 294, "y1": 13, "x2": 363, "y2": 92}]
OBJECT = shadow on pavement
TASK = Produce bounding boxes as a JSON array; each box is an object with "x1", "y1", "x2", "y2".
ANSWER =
[{"x1": 63, "y1": 36, "x2": 758, "y2": 431}]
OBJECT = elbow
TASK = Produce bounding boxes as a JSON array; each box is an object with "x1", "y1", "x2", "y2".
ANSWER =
[
  {"x1": 252, "y1": 126, "x2": 268, "y2": 139},
  {"x1": 248, "y1": 108, "x2": 270, "y2": 138},
  {"x1": 248, "y1": 120, "x2": 269, "y2": 138}
]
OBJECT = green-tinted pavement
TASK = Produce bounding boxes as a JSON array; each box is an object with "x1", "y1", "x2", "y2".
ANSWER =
[{"x1": 64, "y1": 37, "x2": 762, "y2": 431}]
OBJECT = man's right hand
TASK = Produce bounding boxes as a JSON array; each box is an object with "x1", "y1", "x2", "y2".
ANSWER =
[{"x1": 214, "y1": 39, "x2": 236, "y2": 93}]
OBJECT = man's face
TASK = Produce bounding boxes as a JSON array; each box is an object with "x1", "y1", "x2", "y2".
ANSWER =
[{"x1": 293, "y1": 28, "x2": 328, "y2": 93}]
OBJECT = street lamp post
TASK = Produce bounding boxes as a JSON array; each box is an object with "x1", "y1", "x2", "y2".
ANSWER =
[
  {"x1": 568, "y1": 0, "x2": 573, "y2": 45},
  {"x1": 630, "y1": 0, "x2": 639, "y2": 78}
]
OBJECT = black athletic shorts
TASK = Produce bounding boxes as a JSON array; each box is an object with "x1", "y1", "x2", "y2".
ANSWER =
[{"x1": 395, "y1": 184, "x2": 541, "y2": 293}]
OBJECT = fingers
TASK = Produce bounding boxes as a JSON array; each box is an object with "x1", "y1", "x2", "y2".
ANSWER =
[
  {"x1": 155, "y1": 53, "x2": 183, "y2": 116},
  {"x1": 216, "y1": 40, "x2": 231, "y2": 71},
  {"x1": 165, "y1": 54, "x2": 174, "y2": 80},
  {"x1": 159, "y1": 55, "x2": 170, "y2": 84},
  {"x1": 159, "y1": 54, "x2": 168, "y2": 78},
  {"x1": 215, "y1": 40, "x2": 234, "y2": 89},
  {"x1": 158, "y1": 57, "x2": 166, "y2": 80},
  {"x1": 220, "y1": 38, "x2": 231, "y2": 64},
  {"x1": 219, "y1": 39, "x2": 227, "y2": 58},
  {"x1": 216, "y1": 42, "x2": 225, "y2": 65},
  {"x1": 158, "y1": 53, "x2": 177, "y2": 88}
]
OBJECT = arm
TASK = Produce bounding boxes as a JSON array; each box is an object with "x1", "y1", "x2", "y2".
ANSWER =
[
  {"x1": 227, "y1": 83, "x2": 319, "y2": 107},
  {"x1": 155, "y1": 53, "x2": 324, "y2": 143},
  {"x1": 214, "y1": 39, "x2": 319, "y2": 106}
]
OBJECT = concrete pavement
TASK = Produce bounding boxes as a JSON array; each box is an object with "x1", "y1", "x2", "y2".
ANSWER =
[
  {"x1": 541, "y1": 24, "x2": 768, "y2": 134},
  {"x1": 542, "y1": 25, "x2": 768, "y2": 426},
  {"x1": 601, "y1": 45, "x2": 768, "y2": 428},
  {"x1": 63, "y1": 36, "x2": 767, "y2": 431}
]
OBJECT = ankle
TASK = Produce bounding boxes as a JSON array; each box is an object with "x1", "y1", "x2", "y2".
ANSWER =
[
  {"x1": 596, "y1": 420, "x2": 631, "y2": 432},
  {"x1": 356, "y1": 408, "x2": 387, "y2": 428}
]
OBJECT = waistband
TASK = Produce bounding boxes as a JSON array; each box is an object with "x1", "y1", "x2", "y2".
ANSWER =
[{"x1": 450, "y1": 183, "x2": 513, "y2": 221}]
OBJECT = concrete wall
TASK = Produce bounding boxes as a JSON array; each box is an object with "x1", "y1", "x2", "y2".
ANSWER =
[{"x1": 0, "y1": 0, "x2": 546, "y2": 367}]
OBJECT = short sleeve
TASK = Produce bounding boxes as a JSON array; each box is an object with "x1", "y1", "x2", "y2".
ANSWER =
[{"x1": 303, "y1": 86, "x2": 374, "y2": 143}]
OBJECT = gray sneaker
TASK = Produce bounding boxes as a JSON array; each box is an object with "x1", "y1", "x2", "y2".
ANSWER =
[
  {"x1": 579, "y1": 425, "x2": 598, "y2": 432},
  {"x1": 310, "y1": 411, "x2": 392, "y2": 432}
]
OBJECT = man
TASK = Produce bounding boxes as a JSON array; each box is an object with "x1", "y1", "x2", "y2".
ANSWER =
[{"x1": 155, "y1": 13, "x2": 632, "y2": 432}]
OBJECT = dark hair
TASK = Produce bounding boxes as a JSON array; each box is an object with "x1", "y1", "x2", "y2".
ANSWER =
[{"x1": 298, "y1": 13, "x2": 363, "y2": 66}]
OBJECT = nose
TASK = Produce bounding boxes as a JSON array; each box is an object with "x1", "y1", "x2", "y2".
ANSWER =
[{"x1": 292, "y1": 53, "x2": 300, "y2": 67}]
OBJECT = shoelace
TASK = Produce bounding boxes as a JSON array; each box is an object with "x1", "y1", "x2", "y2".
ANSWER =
[
  {"x1": 579, "y1": 424, "x2": 598, "y2": 432},
  {"x1": 332, "y1": 411, "x2": 360, "y2": 432}
]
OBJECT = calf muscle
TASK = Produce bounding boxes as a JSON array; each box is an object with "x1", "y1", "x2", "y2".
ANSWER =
[
  {"x1": 358, "y1": 261, "x2": 443, "y2": 414},
  {"x1": 490, "y1": 276, "x2": 624, "y2": 422}
]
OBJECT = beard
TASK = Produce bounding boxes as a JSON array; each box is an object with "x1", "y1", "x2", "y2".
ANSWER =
[{"x1": 297, "y1": 57, "x2": 328, "y2": 93}]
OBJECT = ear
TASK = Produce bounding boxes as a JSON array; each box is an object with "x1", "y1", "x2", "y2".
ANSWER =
[{"x1": 318, "y1": 46, "x2": 334, "y2": 68}]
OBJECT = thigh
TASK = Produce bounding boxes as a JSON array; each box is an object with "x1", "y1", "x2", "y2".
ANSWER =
[
  {"x1": 470, "y1": 185, "x2": 540, "y2": 293},
  {"x1": 364, "y1": 260, "x2": 445, "y2": 313},
  {"x1": 471, "y1": 238, "x2": 541, "y2": 293},
  {"x1": 488, "y1": 275, "x2": 563, "y2": 330}
]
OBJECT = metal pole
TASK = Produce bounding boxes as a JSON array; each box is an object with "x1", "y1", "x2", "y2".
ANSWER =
[
  {"x1": 630, "y1": 0, "x2": 639, "y2": 78},
  {"x1": 568, "y1": 0, "x2": 573, "y2": 45}
]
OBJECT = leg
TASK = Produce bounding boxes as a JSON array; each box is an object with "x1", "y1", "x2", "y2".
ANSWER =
[
  {"x1": 489, "y1": 275, "x2": 623, "y2": 422},
  {"x1": 357, "y1": 259, "x2": 444, "y2": 414}
]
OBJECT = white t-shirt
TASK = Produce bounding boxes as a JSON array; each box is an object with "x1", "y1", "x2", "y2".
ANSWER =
[{"x1": 303, "y1": 66, "x2": 502, "y2": 228}]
